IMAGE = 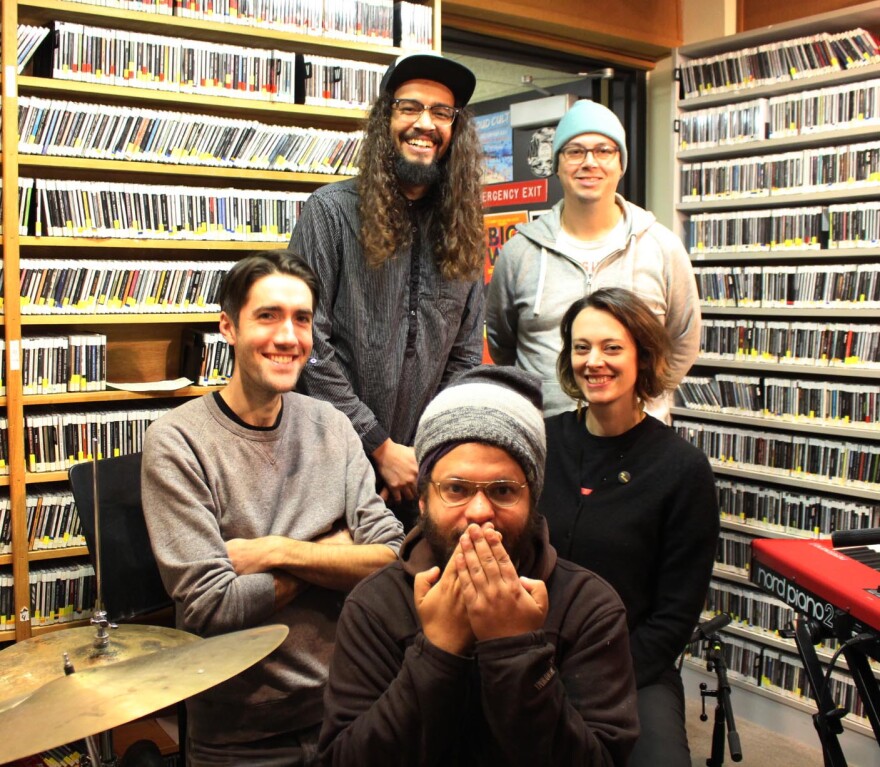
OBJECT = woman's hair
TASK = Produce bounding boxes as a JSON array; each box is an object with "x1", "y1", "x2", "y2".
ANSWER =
[
  {"x1": 556, "y1": 287, "x2": 673, "y2": 403},
  {"x1": 356, "y1": 92, "x2": 484, "y2": 280}
]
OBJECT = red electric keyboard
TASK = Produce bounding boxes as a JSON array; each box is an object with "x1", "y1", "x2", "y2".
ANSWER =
[
  {"x1": 751, "y1": 536, "x2": 880, "y2": 765},
  {"x1": 750, "y1": 538, "x2": 880, "y2": 637}
]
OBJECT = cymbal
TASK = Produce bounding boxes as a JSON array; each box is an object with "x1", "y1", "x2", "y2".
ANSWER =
[
  {"x1": 0, "y1": 623, "x2": 288, "y2": 763},
  {"x1": 0, "y1": 624, "x2": 199, "y2": 707}
]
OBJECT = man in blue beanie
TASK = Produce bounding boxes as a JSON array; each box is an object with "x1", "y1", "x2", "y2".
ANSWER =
[{"x1": 486, "y1": 99, "x2": 700, "y2": 421}]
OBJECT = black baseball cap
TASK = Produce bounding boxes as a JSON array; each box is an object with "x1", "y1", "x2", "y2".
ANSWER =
[{"x1": 380, "y1": 53, "x2": 476, "y2": 107}]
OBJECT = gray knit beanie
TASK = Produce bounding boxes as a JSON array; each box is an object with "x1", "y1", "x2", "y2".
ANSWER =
[
  {"x1": 552, "y1": 99, "x2": 628, "y2": 173},
  {"x1": 414, "y1": 365, "x2": 546, "y2": 501}
]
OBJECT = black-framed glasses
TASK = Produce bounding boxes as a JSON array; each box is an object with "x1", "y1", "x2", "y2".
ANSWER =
[
  {"x1": 391, "y1": 99, "x2": 460, "y2": 125},
  {"x1": 559, "y1": 144, "x2": 619, "y2": 164},
  {"x1": 430, "y1": 478, "x2": 527, "y2": 508}
]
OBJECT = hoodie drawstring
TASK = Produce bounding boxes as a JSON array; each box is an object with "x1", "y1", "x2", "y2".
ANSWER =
[{"x1": 533, "y1": 247, "x2": 548, "y2": 316}]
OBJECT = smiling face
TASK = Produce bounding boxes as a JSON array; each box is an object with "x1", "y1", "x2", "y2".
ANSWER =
[
  {"x1": 570, "y1": 307, "x2": 639, "y2": 414},
  {"x1": 219, "y1": 273, "x2": 314, "y2": 412},
  {"x1": 390, "y1": 79, "x2": 455, "y2": 190},
  {"x1": 557, "y1": 132, "x2": 623, "y2": 209}
]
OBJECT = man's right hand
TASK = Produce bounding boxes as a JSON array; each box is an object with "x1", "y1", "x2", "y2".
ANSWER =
[
  {"x1": 414, "y1": 545, "x2": 474, "y2": 656},
  {"x1": 372, "y1": 439, "x2": 418, "y2": 503},
  {"x1": 273, "y1": 571, "x2": 306, "y2": 610}
]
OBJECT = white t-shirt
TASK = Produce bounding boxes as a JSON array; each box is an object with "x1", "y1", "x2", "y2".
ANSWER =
[{"x1": 555, "y1": 217, "x2": 627, "y2": 276}]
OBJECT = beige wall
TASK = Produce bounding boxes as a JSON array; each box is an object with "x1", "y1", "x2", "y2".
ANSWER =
[
  {"x1": 739, "y1": 0, "x2": 871, "y2": 30},
  {"x1": 444, "y1": 0, "x2": 683, "y2": 66}
]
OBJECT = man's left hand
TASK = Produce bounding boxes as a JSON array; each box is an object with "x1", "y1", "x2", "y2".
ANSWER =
[
  {"x1": 454, "y1": 523, "x2": 548, "y2": 642},
  {"x1": 226, "y1": 537, "x2": 278, "y2": 575}
]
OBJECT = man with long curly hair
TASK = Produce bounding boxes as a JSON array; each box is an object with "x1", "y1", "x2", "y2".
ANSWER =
[{"x1": 290, "y1": 53, "x2": 485, "y2": 528}]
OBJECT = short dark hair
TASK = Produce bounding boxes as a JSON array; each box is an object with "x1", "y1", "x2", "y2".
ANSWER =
[
  {"x1": 557, "y1": 288, "x2": 673, "y2": 404},
  {"x1": 218, "y1": 250, "x2": 319, "y2": 327}
]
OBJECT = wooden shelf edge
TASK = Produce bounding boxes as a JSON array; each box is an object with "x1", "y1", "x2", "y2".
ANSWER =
[
  {"x1": 25, "y1": 470, "x2": 74, "y2": 483},
  {"x1": 719, "y1": 517, "x2": 817, "y2": 540},
  {"x1": 707, "y1": 464, "x2": 880, "y2": 501},
  {"x1": 19, "y1": 312, "x2": 221, "y2": 325},
  {"x1": 692, "y1": 357, "x2": 880, "y2": 380},
  {"x1": 29, "y1": 618, "x2": 93, "y2": 636},
  {"x1": 29, "y1": 545, "x2": 89, "y2": 560},
  {"x1": 699, "y1": 305, "x2": 880, "y2": 319},
  {"x1": 19, "y1": 237, "x2": 287, "y2": 251},
  {"x1": 677, "y1": 184, "x2": 880, "y2": 211},
  {"x1": 690, "y1": 248, "x2": 880, "y2": 262},
  {"x1": 712, "y1": 566, "x2": 752, "y2": 586},
  {"x1": 677, "y1": 122, "x2": 880, "y2": 160},
  {"x1": 18, "y1": 76, "x2": 370, "y2": 124},
  {"x1": 22, "y1": 386, "x2": 219, "y2": 404},
  {"x1": 19, "y1": 0, "x2": 405, "y2": 63},
  {"x1": 671, "y1": 407, "x2": 880, "y2": 442},
  {"x1": 18, "y1": 155, "x2": 351, "y2": 186}
]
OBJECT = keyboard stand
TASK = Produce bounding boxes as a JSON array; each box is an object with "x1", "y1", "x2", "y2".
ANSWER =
[{"x1": 791, "y1": 615, "x2": 880, "y2": 767}]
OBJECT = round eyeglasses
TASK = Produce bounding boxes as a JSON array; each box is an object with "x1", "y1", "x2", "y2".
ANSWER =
[
  {"x1": 430, "y1": 478, "x2": 527, "y2": 508},
  {"x1": 391, "y1": 98, "x2": 460, "y2": 126},
  {"x1": 559, "y1": 144, "x2": 620, "y2": 165}
]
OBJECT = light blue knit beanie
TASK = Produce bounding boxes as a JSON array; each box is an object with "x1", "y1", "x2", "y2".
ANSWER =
[{"x1": 552, "y1": 99, "x2": 628, "y2": 174}]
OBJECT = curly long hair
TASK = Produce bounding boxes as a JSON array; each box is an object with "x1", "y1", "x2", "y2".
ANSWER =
[{"x1": 357, "y1": 92, "x2": 484, "y2": 280}]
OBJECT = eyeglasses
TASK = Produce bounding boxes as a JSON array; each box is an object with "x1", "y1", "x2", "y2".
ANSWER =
[
  {"x1": 391, "y1": 99, "x2": 460, "y2": 125},
  {"x1": 559, "y1": 144, "x2": 620, "y2": 165},
  {"x1": 430, "y1": 478, "x2": 527, "y2": 508}
]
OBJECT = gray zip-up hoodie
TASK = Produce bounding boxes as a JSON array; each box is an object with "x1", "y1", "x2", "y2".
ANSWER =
[{"x1": 486, "y1": 196, "x2": 701, "y2": 417}]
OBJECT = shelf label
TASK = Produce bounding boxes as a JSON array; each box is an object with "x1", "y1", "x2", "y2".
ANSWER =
[
  {"x1": 9, "y1": 340, "x2": 19, "y2": 371},
  {"x1": 3, "y1": 66, "x2": 16, "y2": 98}
]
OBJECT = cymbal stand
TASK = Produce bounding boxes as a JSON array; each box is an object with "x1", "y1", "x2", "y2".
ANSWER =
[
  {"x1": 699, "y1": 631, "x2": 743, "y2": 766},
  {"x1": 79, "y1": 443, "x2": 119, "y2": 766},
  {"x1": 90, "y1": 439, "x2": 117, "y2": 649}
]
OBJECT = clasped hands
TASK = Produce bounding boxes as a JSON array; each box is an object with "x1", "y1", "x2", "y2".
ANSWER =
[{"x1": 414, "y1": 522, "x2": 549, "y2": 656}]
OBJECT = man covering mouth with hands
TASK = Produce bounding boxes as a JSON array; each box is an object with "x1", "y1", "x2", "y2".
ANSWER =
[{"x1": 318, "y1": 365, "x2": 639, "y2": 767}]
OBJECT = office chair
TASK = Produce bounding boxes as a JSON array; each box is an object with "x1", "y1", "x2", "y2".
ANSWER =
[{"x1": 69, "y1": 452, "x2": 172, "y2": 622}]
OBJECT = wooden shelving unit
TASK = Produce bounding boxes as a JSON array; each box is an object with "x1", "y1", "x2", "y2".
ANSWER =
[
  {"x1": 673, "y1": 1, "x2": 880, "y2": 748},
  {"x1": 1, "y1": 0, "x2": 440, "y2": 643}
]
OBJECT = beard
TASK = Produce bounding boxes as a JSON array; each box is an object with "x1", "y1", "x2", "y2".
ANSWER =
[
  {"x1": 419, "y1": 505, "x2": 536, "y2": 569},
  {"x1": 393, "y1": 152, "x2": 443, "y2": 189}
]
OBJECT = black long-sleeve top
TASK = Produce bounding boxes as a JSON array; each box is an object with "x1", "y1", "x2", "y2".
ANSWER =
[
  {"x1": 540, "y1": 412, "x2": 720, "y2": 689},
  {"x1": 319, "y1": 521, "x2": 639, "y2": 766},
  {"x1": 289, "y1": 179, "x2": 484, "y2": 454}
]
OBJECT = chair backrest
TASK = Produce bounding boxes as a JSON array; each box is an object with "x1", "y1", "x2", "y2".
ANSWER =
[{"x1": 69, "y1": 453, "x2": 172, "y2": 622}]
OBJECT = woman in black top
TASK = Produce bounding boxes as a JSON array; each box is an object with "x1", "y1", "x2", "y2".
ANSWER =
[{"x1": 539, "y1": 288, "x2": 719, "y2": 767}]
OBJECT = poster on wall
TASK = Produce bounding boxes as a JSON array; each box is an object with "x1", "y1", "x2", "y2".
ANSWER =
[
  {"x1": 484, "y1": 210, "x2": 528, "y2": 282},
  {"x1": 475, "y1": 110, "x2": 514, "y2": 184},
  {"x1": 482, "y1": 209, "x2": 528, "y2": 363},
  {"x1": 526, "y1": 126, "x2": 556, "y2": 178}
]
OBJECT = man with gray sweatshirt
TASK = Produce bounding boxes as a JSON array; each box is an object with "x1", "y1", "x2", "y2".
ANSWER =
[
  {"x1": 486, "y1": 100, "x2": 700, "y2": 419},
  {"x1": 142, "y1": 250, "x2": 404, "y2": 767}
]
